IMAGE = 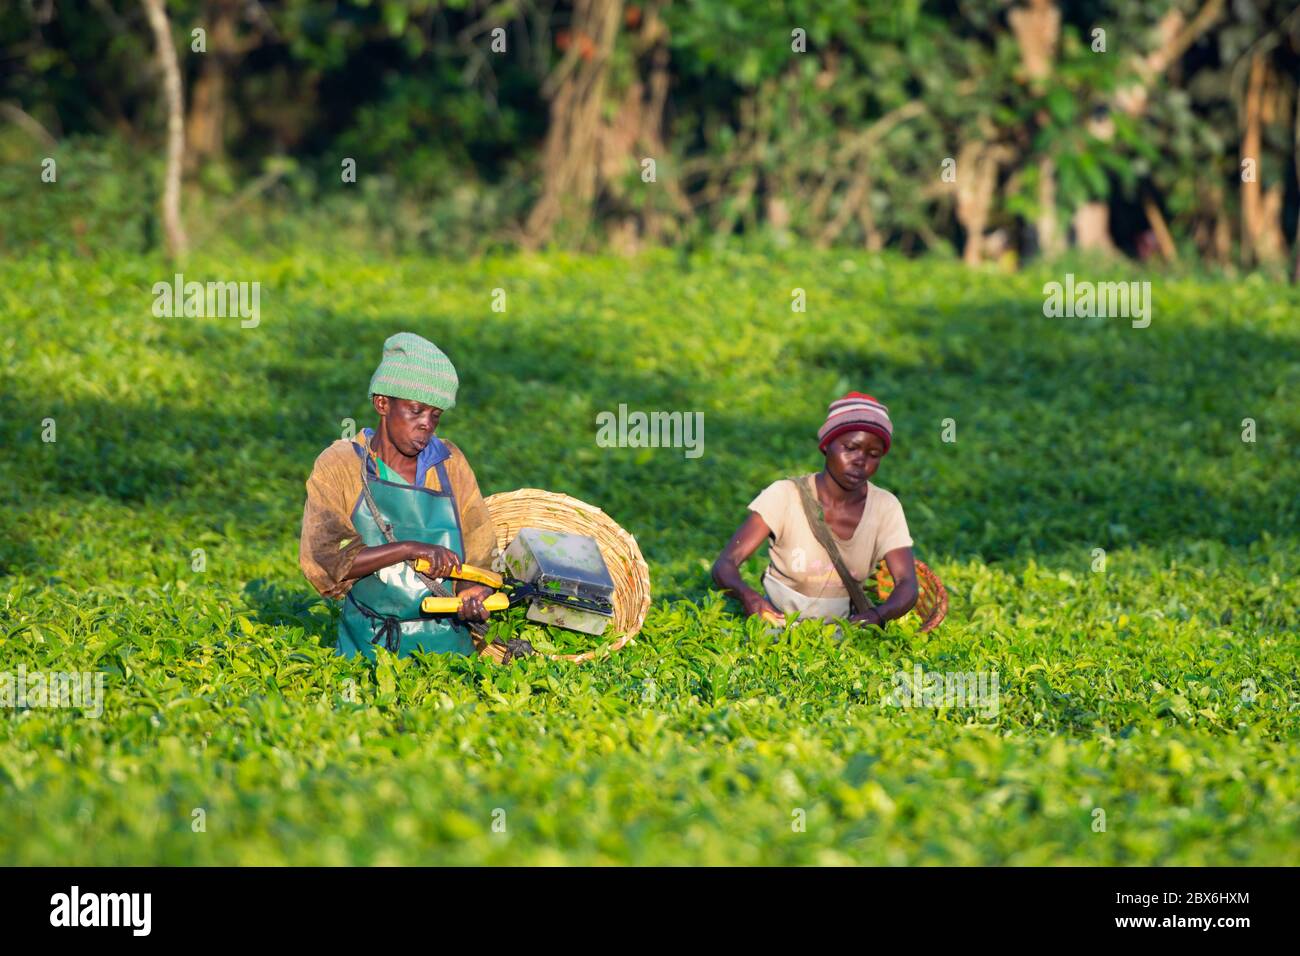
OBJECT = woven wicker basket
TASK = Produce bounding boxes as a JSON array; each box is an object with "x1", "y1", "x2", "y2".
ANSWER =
[
  {"x1": 482, "y1": 488, "x2": 652, "y2": 663},
  {"x1": 875, "y1": 559, "x2": 949, "y2": 633}
]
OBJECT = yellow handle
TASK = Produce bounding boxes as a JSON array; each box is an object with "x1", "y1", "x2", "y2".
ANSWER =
[
  {"x1": 411, "y1": 559, "x2": 503, "y2": 589},
  {"x1": 421, "y1": 592, "x2": 510, "y2": 614},
  {"x1": 455, "y1": 565, "x2": 505, "y2": 588}
]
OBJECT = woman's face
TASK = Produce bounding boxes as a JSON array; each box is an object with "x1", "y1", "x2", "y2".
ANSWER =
[
  {"x1": 824, "y1": 430, "x2": 886, "y2": 489},
  {"x1": 374, "y1": 395, "x2": 443, "y2": 456}
]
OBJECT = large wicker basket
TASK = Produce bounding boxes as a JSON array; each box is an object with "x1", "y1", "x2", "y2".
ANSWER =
[
  {"x1": 481, "y1": 488, "x2": 652, "y2": 663},
  {"x1": 876, "y1": 559, "x2": 948, "y2": 633}
]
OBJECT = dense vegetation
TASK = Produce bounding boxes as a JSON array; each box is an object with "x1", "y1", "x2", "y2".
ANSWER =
[
  {"x1": 1, "y1": 249, "x2": 1296, "y2": 864},
  {"x1": 3, "y1": 1, "x2": 1299, "y2": 267}
]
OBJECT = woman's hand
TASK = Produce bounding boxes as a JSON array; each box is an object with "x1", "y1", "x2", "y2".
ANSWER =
[
  {"x1": 741, "y1": 589, "x2": 784, "y2": 624},
  {"x1": 454, "y1": 583, "x2": 496, "y2": 623},
  {"x1": 850, "y1": 607, "x2": 884, "y2": 629},
  {"x1": 849, "y1": 548, "x2": 917, "y2": 631},
  {"x1": 405, "y1": 542, "x2": 461, "y2": 579}
]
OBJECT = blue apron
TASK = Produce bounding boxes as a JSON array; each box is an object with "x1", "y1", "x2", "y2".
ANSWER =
[{"x1": 337, "y1": 442, "x2": 475, "y2": 659}]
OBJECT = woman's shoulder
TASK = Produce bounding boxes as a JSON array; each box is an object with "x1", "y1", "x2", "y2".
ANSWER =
[
  {"x1": 305, "y1": 440, "x2": 364, "y2": 503},
  {"x1": 439, "y1": 436, "x2": 464, "y2": 460},
  {"x1": 437, "y1": 438, "x2": 478, "y2": 478},
  {"x1": 867, "y1": 481, "x2": 905, "y2": 512},
  {"x1": 312, "y1": 438, "x2": 362, "y2": 474},
  {"x1": 755, "y1": 472, "x2": 813, "y2": 499}
]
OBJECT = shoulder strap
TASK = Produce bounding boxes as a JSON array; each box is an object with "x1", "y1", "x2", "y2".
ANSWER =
[{"x1": 787, "y1": 475, "x2": 874, "y2": 617}]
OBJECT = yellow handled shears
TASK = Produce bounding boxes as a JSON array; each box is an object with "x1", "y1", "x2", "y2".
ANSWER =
[
  {"x1": 413, "y1": 559, "x2": 614, "y2": 618},
  {"x1": 413, "y1": 560, "x2": 508, "y2": 613}
]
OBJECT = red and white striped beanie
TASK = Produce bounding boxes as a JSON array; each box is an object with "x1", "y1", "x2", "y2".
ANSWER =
[{"x1": 817, "y1": 391, "x2": 893, "y2": 453}]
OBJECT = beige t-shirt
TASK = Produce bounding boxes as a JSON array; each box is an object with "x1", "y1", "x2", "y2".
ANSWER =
[{"x1": 747, "y1": 473, "x2": 913, "y2": 600}]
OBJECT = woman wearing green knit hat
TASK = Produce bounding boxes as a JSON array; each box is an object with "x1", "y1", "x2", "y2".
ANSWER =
[{"x1": 298, "y1": 332, "x2": 503, "y2": 660}]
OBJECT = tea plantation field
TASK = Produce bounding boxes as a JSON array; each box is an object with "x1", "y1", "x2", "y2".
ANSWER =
[{"x1": 1, "y1": 248, "x2": 1297, "y2": 864}]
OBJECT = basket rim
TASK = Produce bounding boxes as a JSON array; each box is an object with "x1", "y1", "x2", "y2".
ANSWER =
[
  {"x1": 876, "y1": 558, "x2": 949, "y2": 633},
  {"x1": 483, "y1": 488, "x2": 651, "y2": 662}
]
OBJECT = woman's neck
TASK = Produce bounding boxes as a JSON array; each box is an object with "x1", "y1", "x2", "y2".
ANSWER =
[
  {"x1": 371, "y1": 426, "x2": 418, "y2": 477},
  {"x1": 816, "y1": 469, "x2": 867, "y2": 505}
]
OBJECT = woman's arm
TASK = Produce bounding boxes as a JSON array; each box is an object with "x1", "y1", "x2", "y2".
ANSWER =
[
  {"x1": 850, "y1": 546, "x2": 918, "y2": 628},
  {"x1": 344, "y1": 542, "x2": 492, "y2": 622},
  {"x1": 712, "y1": 512, "x2": 783, "y2": 619},
  {"x1": 343, "y1": 541, "x2": 461, "y2": 581}
]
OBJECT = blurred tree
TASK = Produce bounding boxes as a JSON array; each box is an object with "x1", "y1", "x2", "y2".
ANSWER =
[
  {"x1": 141, "y1": 0, "x2": 188, "y2": 260},
  {"x1": 184, "y1": 0, "x2": 278, "y2": 172},
  {"x1": 1, "y1": 0, "x2": 1297, "y2": 267}
]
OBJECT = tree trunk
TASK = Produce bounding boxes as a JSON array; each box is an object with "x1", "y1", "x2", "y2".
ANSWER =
[
  {"x1": 185, "y1": 1, "x2": 240, "y2": 171},
  {"x1": 1241, "y1": 54, "x2": 1265, "y2": 268},
  {"x1": 1008, "y1": 0, "x2": 1060, "y2": 84},
  {"x1": 1142, "y1": 193, "x2": 1178, "y2": 262},
  {"x1": 524, "y1": 0, "x2": 625, "y2": 247},
  {"x1": 142, "y1": 0, "x2": 188, "y2": 261},
  {"x1": 1072, "y1": 203, "x2": 1115, "y2": 253},
  {"x1": 955, "y1": 141, "x2": 1008, "y2": 264},
  {"x1": 1241, "y1": 55, "x2": 1287, "y2": 267},
  {"x1": 1294, "y1": 84, "x2": 1300, "y2": 284},
  {"x1": 1008, "y1": 1, "x2": 1062, "y2": 258}
]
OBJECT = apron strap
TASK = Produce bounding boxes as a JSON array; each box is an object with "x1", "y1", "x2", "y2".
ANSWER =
[
  {"x1": 434, "y1": 459, "x2": 451, "y2": 493},
  {"x1": 347, "y1": 591, "x2": 427, "y2": 654}
]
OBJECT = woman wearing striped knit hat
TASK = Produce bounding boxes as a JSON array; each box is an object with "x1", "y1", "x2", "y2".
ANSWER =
[
  {"x1": 712, "y1": 392, "x2": 919, "y2": 630},
  {"x1": 298, "y1": 332, "x2": 502, "y2": 659}
]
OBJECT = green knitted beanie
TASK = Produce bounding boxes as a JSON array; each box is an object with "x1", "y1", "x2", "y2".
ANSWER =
[{"x1": 367, "y1": 332, "x2": 459, "y2": 410}]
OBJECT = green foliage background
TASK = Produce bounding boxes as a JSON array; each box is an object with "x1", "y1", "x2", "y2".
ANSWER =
[
  {"x1": 3, "y1": 0, "x2": 1298, "y2": 261},
  {"x1": 1, "y1": 249, "x2": 1297, "y2": 864}
]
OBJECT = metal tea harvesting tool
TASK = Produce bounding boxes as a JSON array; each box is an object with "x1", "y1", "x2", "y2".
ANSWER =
[{"x1": 416, "y1": 528, "x2": 617, "y2": 637}]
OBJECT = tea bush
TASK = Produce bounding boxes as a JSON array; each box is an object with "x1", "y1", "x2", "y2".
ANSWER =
[{"x1": 1, "y1": 248, "x2": 1297, "y2": 863}]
